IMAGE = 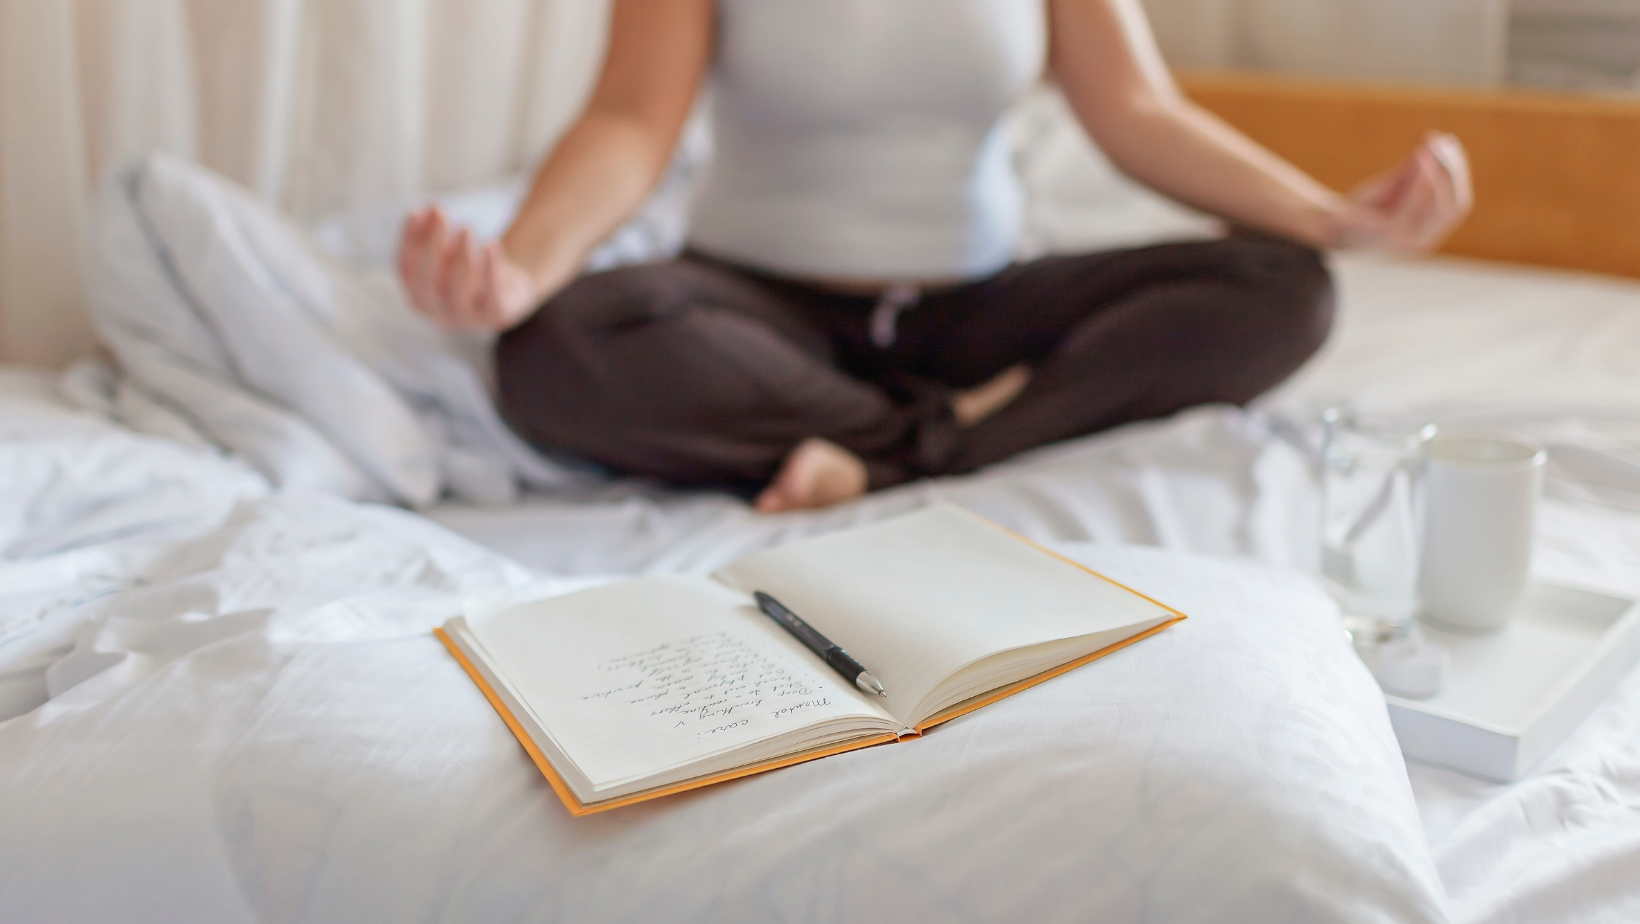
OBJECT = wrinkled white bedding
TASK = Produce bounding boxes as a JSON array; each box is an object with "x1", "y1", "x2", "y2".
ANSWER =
[
  {"x1": 85, "y1": 153, "x2": 590, "y2": 507},
  {"x1": 81, "y1": 123, "x2": 708, "y2": 508},
  {"x1": 0, "y1": 477, "x2": 1449, "y2": 922},
  {"x1": 4, "y1": 249, "x2": 1640, "y2": 921},
  {"x1": 6, "y1": 84, "x2": 1640, "y2": 920},
  {"x1": 1, "y1": 364, "x2": 1461, "y2": 924}
]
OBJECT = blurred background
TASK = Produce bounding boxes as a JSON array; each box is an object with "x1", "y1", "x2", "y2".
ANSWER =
[
  {"x1": 1146, "y1": 0, "x2": 1640, "y2": 92},
  {"x1": 1, "y1": 0, "x2": 1637, "y2": 365}
]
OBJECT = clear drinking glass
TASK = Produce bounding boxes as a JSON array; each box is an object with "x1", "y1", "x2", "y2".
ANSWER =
[{"x1": 1320, "y1": 408, "x2": 1437, "y2": 645}]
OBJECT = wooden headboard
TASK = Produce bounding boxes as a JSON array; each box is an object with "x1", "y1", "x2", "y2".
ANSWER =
[{"x1": 1178, "y1": 72, "x2": 1640, "y2": 279}]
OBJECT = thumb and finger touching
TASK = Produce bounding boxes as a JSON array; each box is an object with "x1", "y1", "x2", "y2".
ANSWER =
[{"x1": 1343, "y1": 132, "x2": 1473, "y2": 252}]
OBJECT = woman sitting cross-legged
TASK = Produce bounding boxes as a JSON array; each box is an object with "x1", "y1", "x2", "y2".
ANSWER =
[{"x1": 397, "y1": 0, "x2": 1471, "y2": 512}]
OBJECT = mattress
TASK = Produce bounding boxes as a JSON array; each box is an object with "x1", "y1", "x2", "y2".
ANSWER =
[{"x1": 4, "y1": 250, "x2": 1640, "y2": 922}]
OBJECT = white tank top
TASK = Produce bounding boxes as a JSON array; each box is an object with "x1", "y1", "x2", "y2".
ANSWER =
[{"x1": 687, "y1": 0, "x2": 1046, "y2": 282}]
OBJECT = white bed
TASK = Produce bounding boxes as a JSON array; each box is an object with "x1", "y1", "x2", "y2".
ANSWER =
[
  {"x1": 3, "y1": 247, "x2": 1639, "y2": 922},
  {"x1": 5, "y1": 88, "x2": 1640, "y2": 920}
]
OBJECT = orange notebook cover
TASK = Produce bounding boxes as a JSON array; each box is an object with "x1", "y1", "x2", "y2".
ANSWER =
[
  {"x1": 437, "y1": 613, "x2": 1182, "y2": 817},
  {"x1": 434, "y1": 531, "x2": 1185, "y2": 818}
]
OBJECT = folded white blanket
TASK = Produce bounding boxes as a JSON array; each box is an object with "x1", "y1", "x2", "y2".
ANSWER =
[
  {"x1": 83, "y1": 151, "x2": 709, "y2": 507},
  {"x1": 0, "y1": 479, "x2": 1448, "y2": 923},
  {"x1": 86, "y1": 153, "x2": 571, "y2": 505}
]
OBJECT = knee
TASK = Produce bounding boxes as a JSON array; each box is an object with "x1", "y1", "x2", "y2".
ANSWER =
[
  {"x1": 494, "y1": 290, "x2": 586, "y2": 421},
  {"x1": 494, "y1": 267, "x2": 665, "y2": 438},
  {"x1": 504, "y1": 265, "x2": 670, "y2": 354},
  {"x1": 1232, "y1": 236, "x2": 1336, "y2": 363},
  {"x1": 499, "y1": 261, "x2": 691, "y2": 372}
]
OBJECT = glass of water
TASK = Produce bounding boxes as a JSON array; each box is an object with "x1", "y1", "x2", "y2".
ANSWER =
[{"x1": 1320, "y1": 407, "x2": 1437, "y2": 645}]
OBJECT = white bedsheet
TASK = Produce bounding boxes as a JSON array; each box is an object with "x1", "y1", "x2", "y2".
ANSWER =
[
  {"x1": 5, "y1": 248, "x2": 1640, "y2": 920},
  {"x1": 85, "y1": 153, "x2": 598, "y2": 507},
  {"x1": 0, "y1": 484, "x2": 1449, "y2": 922},
  {"x1": 0, "y1": 368, "x2": 270, "y2": 720}
]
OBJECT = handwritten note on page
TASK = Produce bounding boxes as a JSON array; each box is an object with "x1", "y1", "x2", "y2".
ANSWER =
[{"x1": 471, "y1": 575, "x2": 894, "y2": 792}]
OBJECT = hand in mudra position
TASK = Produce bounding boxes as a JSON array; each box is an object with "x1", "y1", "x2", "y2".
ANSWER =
[
  {"x1": 1330, "y1": 132, "x2": 1472, "y2": 251},
  {"x1": 391, "y1": 126, "x2": 1469, "y2": 512},
  {"x1": 397, "y1": 206, "x2": 545, "y2": 331},
  {"x1": 396, "y1": 132, "x2": 1472, "y2": 333}
]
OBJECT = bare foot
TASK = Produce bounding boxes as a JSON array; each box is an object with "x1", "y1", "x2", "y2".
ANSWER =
[
  {"x1": 952, "y1": 364, "x2": 1031, "y2": 427},
  {"x1": 754, "y1": 438, "x2": 868, "y2": 513}
]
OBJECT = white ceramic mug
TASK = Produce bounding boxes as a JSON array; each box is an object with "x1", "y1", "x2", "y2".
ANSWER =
[{"x1": 1417, "y1": 433, "x2": 1546, "y2": 632}]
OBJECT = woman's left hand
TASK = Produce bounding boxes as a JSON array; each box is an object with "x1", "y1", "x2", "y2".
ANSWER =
[{"x1": 1330, "y1": 132, "x2": 1473, "y2": 252}]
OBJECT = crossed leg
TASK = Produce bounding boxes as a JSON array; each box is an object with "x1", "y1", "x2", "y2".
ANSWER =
[{"x1": 494, "y1": 236, "x2": 1334, "y2": 510}]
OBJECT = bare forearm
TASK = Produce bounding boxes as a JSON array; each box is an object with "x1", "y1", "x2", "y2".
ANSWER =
[
  {"x1": 499, "y1": 0, "x2": 711, "y2": 295},
  {"x1": 398, "y1": 0, "x2": 711, "y2": 332},
  {"x1": 500, "y1": 112, "x2": 673, "y2": 291},
  {"x1": 1050, "y1": 0, "x2": 1349, "y2": 247},
  {"x1": 1093, "y1": 95, "x2": 1347, "y2": 247}
]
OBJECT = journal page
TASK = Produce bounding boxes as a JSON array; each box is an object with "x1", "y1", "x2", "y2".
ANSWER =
[
  {"x1": 711, "y1": 504, "x2": 1178, "y2": 724},
  {"x1": 469, "y1": 575, "x2": 898, "y2": 794}
]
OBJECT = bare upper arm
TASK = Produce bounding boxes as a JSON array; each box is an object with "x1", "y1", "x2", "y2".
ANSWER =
[
  {"x1": 584, "y1": 0, "x2": 715, "y2": 153},
  {"x1": 1047, "y1": 0, "x2": 1182, "y2": 148}
]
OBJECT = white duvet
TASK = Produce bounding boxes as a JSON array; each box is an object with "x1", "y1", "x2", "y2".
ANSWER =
[{"x1": 0, "y1": 414, "x2": 1448, "y2": 922}]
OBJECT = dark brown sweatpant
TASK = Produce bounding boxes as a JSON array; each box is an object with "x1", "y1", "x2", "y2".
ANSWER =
[{"x1": 496, "y1": 235, "x2": 1334, "y2": 491}]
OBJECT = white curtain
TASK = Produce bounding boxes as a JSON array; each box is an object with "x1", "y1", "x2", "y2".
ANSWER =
[
  {"x1": 0, "y1": 0, "x2": 610, "y2": 368},
  {"x1": 0, "y1": 0, "x2": 1511, "y2": 369}
]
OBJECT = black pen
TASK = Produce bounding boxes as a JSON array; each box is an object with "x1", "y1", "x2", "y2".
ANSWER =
[{"x1": 753, "y1": 591, "x2": 888, "y2": 697}]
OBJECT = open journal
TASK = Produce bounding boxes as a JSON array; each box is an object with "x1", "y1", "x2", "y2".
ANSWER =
[{"x1": 436, "y1": 504, "x2": 1186, "y2": 815}]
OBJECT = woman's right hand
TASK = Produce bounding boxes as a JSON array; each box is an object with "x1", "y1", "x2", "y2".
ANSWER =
[
  {"x1": 397, "y1": 0, "x2": 710, "y2": 331},
  {"x1": 397, "y1": 205, "x2": 551, "y2": 331}
]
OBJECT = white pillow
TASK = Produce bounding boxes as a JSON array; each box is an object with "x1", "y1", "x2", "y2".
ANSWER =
[
  {"x1": 0, "y1": 519, "x2": 1445, "y2": 923},
  {"x1": 88, "y1": 153, "x2": 591, "y2": 506},
  {"x1": 88, "y1": 154, "x2": 438, "y2": 503}
]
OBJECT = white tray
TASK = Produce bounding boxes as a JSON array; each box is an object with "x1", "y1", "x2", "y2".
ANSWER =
[{"x1": 1385, "y1": 580, "x2": 1640, "y2": 782}]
